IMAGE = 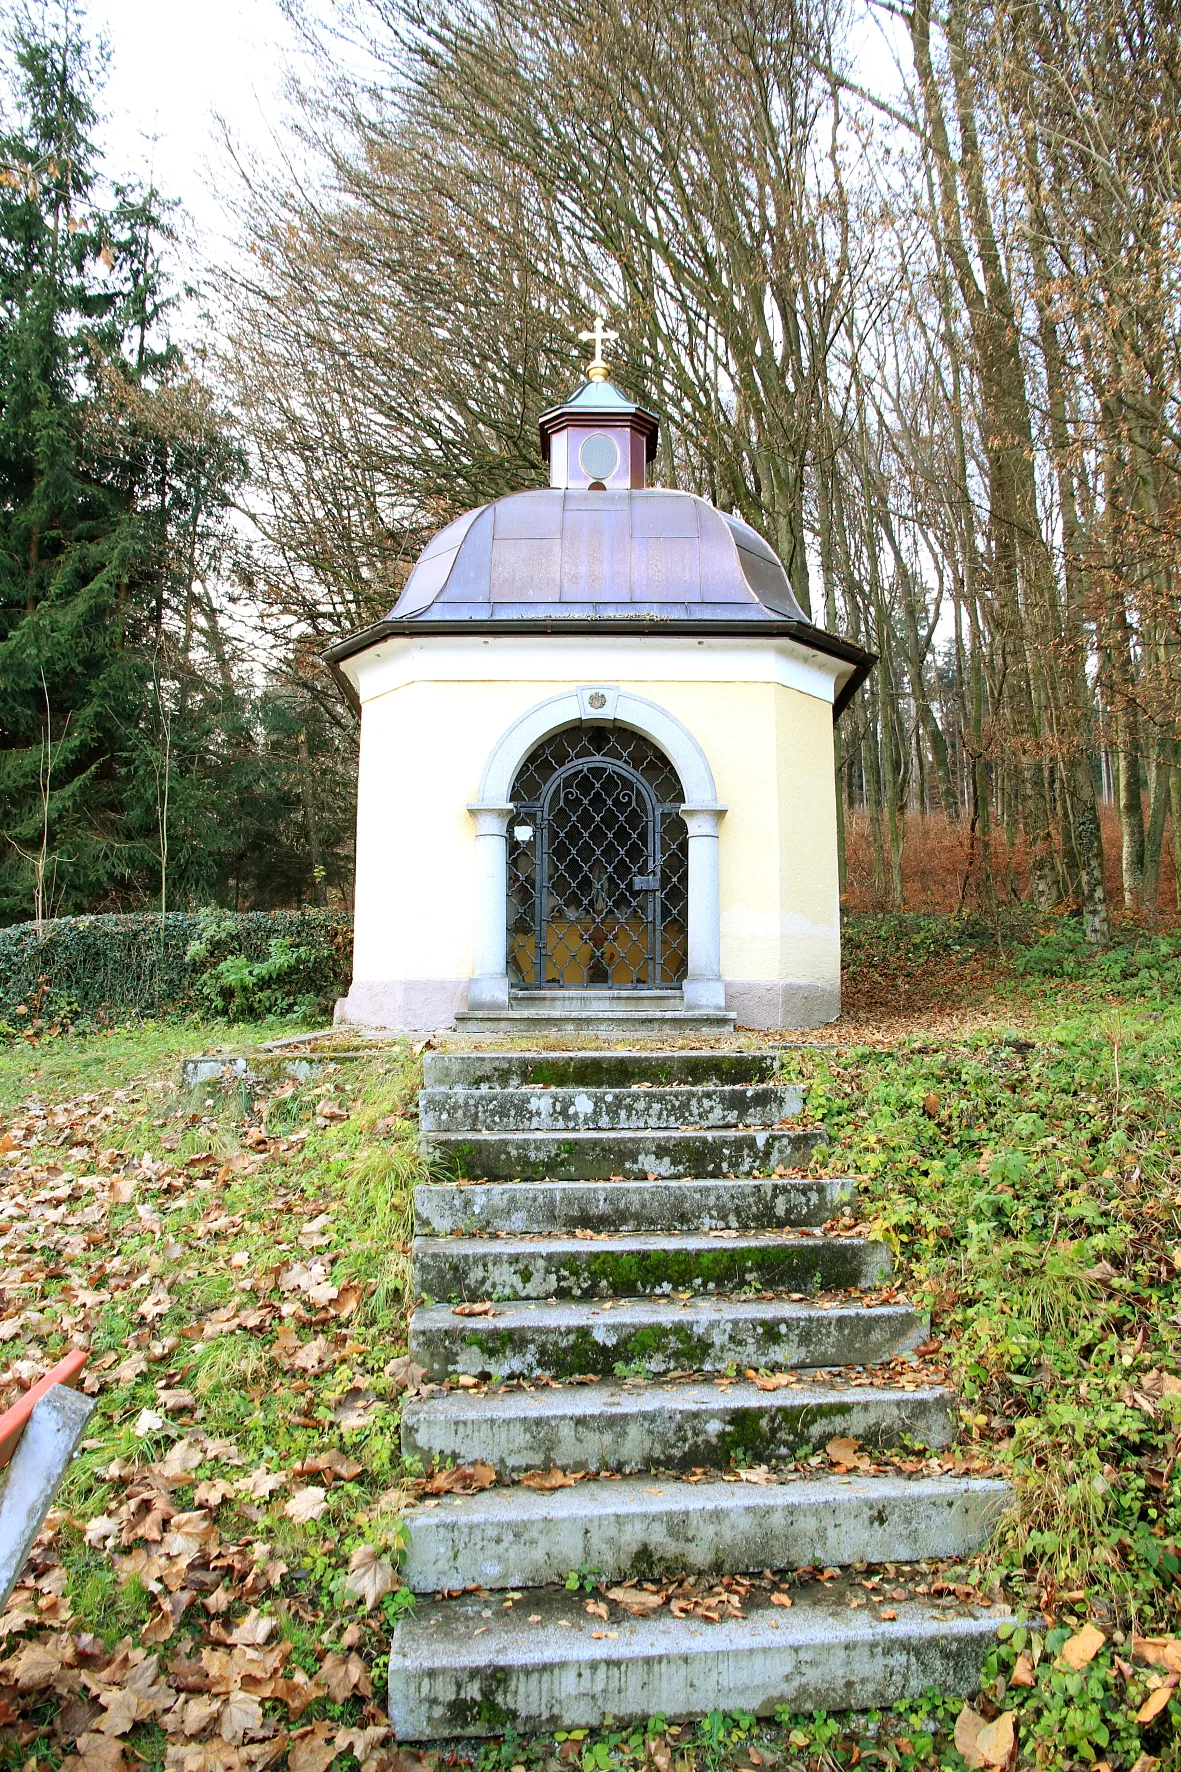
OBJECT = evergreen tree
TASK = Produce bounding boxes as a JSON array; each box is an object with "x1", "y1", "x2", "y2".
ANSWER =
[{"x1": 0, "y1": 4, "x2": 249, "y2": 923}]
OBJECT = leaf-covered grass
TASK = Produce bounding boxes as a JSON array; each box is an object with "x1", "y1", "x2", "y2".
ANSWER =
[
  {"x1": 0, "y1": 919, "x2": 1179, "y2": 1770},
  {"x1": 0, "y1": 1025, "x2": 422, "y2": 1770}
]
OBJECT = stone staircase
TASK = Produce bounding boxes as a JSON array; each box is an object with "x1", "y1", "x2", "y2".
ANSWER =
[
  {"x1": 455, "y1": 989, "x2": 736, "y2": 1037},
  {"x1": 388, "y1": 1049, "x2": 1011, "y2": 1740}
]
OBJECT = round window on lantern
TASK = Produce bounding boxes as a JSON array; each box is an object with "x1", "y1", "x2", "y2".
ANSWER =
[{"x1": 578, "y1": 432, "x2": 620, "y2": 483}]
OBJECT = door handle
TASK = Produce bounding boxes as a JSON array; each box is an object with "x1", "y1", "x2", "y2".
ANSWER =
[{"x1": 632, "y1": 875, "x2": 659, "y2": 891}]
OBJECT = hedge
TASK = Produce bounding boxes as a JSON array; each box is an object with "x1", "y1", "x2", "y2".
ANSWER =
[{"x1": 0, "y1": 909, "x2": 353, "y2": 1028}]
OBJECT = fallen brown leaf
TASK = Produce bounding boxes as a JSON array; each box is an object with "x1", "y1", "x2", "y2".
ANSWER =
[
  {"x1": 954, "y1": 1705, "x2": 1015, "y2": 1769},
  {"x1": 605, "y1": 1586, "x2": 664, "y2": 1616},
  {"x1": 332, "y1": 1386, "x2": 377, "y2": 1431},
  {"x1": 344, "y1": 1543, "x2": 396, "y2": 1612},
  {"x1": 228, "y1": 1609, "x2": 275, "y2": 1646},
  {"x1": 63, "y1": 1732, "x2": 131, "y2": 1772},
  {"x1": 384, "y1": 1355, "x2": 429, "y2": 1395},
  {"x1": 1057, "y1": 1622, "x2": 1105, "y2": 1671},
  {"x1": 288, "y1": 1721, "x2": 338, "y2": 1772},
  {"x1": 1010, "y1": 1651, "x2": 1035, "y2": 1687},
  {"x1": 826, "y1": 1435, "x2": 861, "y2": 1465},
  {"x1": 1136, "y1": 1683, "x2": 1177, "y2": 1724},
  {"x1": 452, "y1": 1300, "x2": 495, "y2": 1317},
  {"x1": 295, "y1": 1449, "x2": 363, "y2": 1483},
  {"x1": 233, "y1": 1467, "x2": 287, "y2": 1502},
  {"x1": 317, "y1": 1651, "x2": 371, "y2": 1702},
  {"x1": 220, "y1": 1691, "x2": 265, "y2": 1745},
  {"x1": 519, "y1": 1466, "x2": 582, "y2": 1490},
  {"x1": 1133, "y1": 1637, "x2": 1181, "y2": 1674},
  {"x1": 284, "y1": 1486, "x2": 328, "y2": 1524},
  {"x1": 423, "y1": 1461, "x2": 496, "y2": 1495}
]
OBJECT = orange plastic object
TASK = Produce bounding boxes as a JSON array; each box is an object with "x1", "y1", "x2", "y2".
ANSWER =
[{"x1": 0, "y1": 1349, "x2": 88, "y2": 1473}]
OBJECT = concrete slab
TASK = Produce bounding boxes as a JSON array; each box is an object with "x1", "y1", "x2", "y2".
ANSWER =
[
  {"x1": 401, "y1": 1377, "x2": 954, "y2": 1474},
  {"x1": 420, "y1": 1126, "x2": 828, "y2": 1181},
  {"x1": 409, "y1": 1295, "x2": 927, "y2": 1380},
  {"x1": 400, "y1": 1472, "x2": 1013, "y2": 1591},
  {"x1": 386, "y1": 1577, "x2": 1010, "y2": 1738},
  {"x1": 455, "y1": 1009, "x2": 737, "y2": 1037},
  {"x1": 419, "y1": 1083, "x2": 806, "y2": 1134},
  {"x1": 424, "y1": 1051, "x2": 793, "y2": 1089},
  {"x1": 414, "y1": 1177, "x2": 856, "y2": 1235},
  {"x1": 0, "y1": 1383, "x2": 95, "y2": 1606},
  {"x1": 413, "y1": 1231, "x2": 891, "y2": 1301}
]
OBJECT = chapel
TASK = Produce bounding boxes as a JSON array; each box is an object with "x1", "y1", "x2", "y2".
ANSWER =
[{"x1": 326, "y1": 327, "x2": 873, "y2": 1034}]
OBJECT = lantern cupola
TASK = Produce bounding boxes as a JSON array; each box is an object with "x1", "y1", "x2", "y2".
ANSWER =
[{"x1": 538, "y1": 318, "x2": 659, "y2": 490}]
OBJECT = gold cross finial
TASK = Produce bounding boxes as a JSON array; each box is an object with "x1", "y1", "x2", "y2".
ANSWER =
[{"x1": 578, "y1": 315, "x2": 618, "y2": 382}]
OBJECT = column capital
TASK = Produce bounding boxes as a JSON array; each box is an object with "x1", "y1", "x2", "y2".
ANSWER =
[
  {"x1": 679, "y1": 802, "x2": 727, "y2": 838},
  {"x1": 467, "y1": 801, "x2": 515, "y2": 837}
]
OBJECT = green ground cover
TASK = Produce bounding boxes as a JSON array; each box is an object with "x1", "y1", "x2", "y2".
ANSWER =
[{"x1": 0, "y1": 918, "x2": 1178, "y2": 1772}]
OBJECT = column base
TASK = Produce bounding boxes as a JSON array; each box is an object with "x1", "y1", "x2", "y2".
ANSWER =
[
  {"x1": 724, "y1": 979, "x2": 841, "y2": 1030},
  {"x1": 682, "y1": 977, "x2": 727, "y2": 1012},
  {"x1": 467, "y1": 973, "x2": 511, "y2": 1011}
]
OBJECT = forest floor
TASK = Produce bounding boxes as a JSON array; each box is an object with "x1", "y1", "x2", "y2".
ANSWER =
[{"x1": 0, "y1": 916, "x2": 1179, "y2": 1772}]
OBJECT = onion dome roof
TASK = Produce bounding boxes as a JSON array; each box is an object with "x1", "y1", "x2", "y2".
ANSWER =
[
  {"x1": 323, "y1": 362, "x2": 875, "y2": 719},
  {"x1": 388, "y1": 488, "x2": 808, "y2": 624}
]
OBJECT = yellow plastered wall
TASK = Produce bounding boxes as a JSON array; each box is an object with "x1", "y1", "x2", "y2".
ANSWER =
[{"x1": 350, "y1": 669, "x2": 840, "y2": 989}]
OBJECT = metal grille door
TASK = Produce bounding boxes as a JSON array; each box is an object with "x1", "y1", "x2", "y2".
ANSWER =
[{"x1": 507, "y1": 726, "x2": 688, "y2": 990}]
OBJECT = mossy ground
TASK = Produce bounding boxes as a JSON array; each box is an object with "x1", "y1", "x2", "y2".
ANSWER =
[{"x1": 1, "y1": 917, "x2": 1180, "y2": 1769}]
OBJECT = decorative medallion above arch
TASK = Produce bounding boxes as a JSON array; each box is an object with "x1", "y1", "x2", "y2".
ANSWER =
[{"x1": 474, "y1": 687, "x2": 720, "y2": 811}]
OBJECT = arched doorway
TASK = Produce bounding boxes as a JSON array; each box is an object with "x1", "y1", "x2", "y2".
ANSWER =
[{"x1": 507, "y1": 725, "x2": 689, "y2": 990}]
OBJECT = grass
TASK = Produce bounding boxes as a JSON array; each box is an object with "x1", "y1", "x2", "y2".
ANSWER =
[{"x1": 0, "y1": 924, "x2": 1180, "y2": 1770}]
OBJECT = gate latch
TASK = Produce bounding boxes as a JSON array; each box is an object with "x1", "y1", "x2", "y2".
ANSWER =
[{"x1": 632, "y1": 874, "x2": 659, "y2": 892}]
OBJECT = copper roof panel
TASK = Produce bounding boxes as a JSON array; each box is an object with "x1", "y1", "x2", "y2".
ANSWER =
[
  {"x1": 630, "y1": 491, "x2": 699, "y2": 538},
  {"x1": 490, "y1": 537, "x2": 564, "y2": 602},
  {"x1": 491, "y1": 490, "x2": 564, "y2": 539},
  {"x1": 394, "y1": 548, "x2": 461, "y2": 617},
  {"x1": 697, "y1": 506, "x2": 756, "y2": 602},
  {"x1": 417, "y1": 505, "x2": 486, "y2": 561},
  {"x1": 433, "y1": 505, "x2": 494, "y2": 601},
  {"x1": 562, "y1": 488, "x2": 631, "y2": 513},
  {"x1": 733, "y1": 541, "x2": 801, "y2": 616},
  {"x1": 559, "y1": 506, "x2": 631, "y2": 601},
  {"x1": 630, "y1": 534, "x2": 701, "y2": 602}
]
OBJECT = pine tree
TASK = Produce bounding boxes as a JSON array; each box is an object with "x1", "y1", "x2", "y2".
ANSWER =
[{"x1": 0, "y1": 5, "x2": 247, "y2": 922}]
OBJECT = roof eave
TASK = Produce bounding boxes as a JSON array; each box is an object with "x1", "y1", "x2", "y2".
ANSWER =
[{"x1": 324, "y1": 617, "x2": 876, "y2": 723}]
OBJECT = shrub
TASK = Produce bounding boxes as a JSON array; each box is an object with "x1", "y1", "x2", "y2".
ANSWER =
[{"x1": 0, "y1": 909, "x2": 352, "y2": 1029}]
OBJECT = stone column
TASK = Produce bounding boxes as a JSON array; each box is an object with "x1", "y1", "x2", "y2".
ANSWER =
[
  {"x1": 466, "y1": 802, "x2": 514, "y2": 1010},
  {"x1": 680, "y1": 804, "x2": 727, "y2": 1011}
]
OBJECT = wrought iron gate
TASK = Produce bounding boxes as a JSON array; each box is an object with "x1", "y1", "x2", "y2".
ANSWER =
[{"x1": 507, "y1": 726, "x2": 689, "y2": 990}]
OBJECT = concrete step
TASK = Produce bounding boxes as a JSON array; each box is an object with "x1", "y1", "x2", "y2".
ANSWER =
[
  {"x1": 414, "y1": 1231, "x2": 890, "y2": 1302},
  {"x1": 415, "y1": 1176, "x2": 855, "y2": 1236},
  {"x1": 424, "y1": 1050, "x2": 794, "y2": 1089},
  {"x1": 420, "y1": 1125, "x2": 827, "y2": 1181},
  {"x1": 409, "y1": 1295, "x2": 927, "y2": 1381},
  {"x1": 418, "y1": 1082, "x2": 806, "y2": 1134},
  {"x1": 386, "y1": 1575, "x2": 1009, "y2": 1738},
  {"x1": 400, "y1": 1471, "x2": 1012, "y2": 1592},
  {"x1": 402, "y1": 1377, "x2": 954, "y2": 1474},
  {"x1": 519, "y1": 990, "x2": 688, "y2": 1012},
  {"x1": 455, "y1": 1009, "x2": 737, "y2": 1034}
]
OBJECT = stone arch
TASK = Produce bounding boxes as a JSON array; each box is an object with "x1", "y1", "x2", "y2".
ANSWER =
[
  {"x1": 467, "y1": 687, "x2": 725, "y2": 1013},
  {"x1": 476, "y1": 687, "x2": 719, "y2": 807}
]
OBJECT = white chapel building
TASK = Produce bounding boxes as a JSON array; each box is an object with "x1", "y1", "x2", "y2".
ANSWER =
[{"x1": 327, "y1": 336, "x2": 873, "y2": 1034}]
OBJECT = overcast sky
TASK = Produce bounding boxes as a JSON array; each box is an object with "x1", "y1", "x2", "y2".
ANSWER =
[
  {"x1": 84, "y1": 0, "x2": 907, "y2": 258},
  {"x1": 88, "y1": 0, "x2": 308, "y2": 275}
]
